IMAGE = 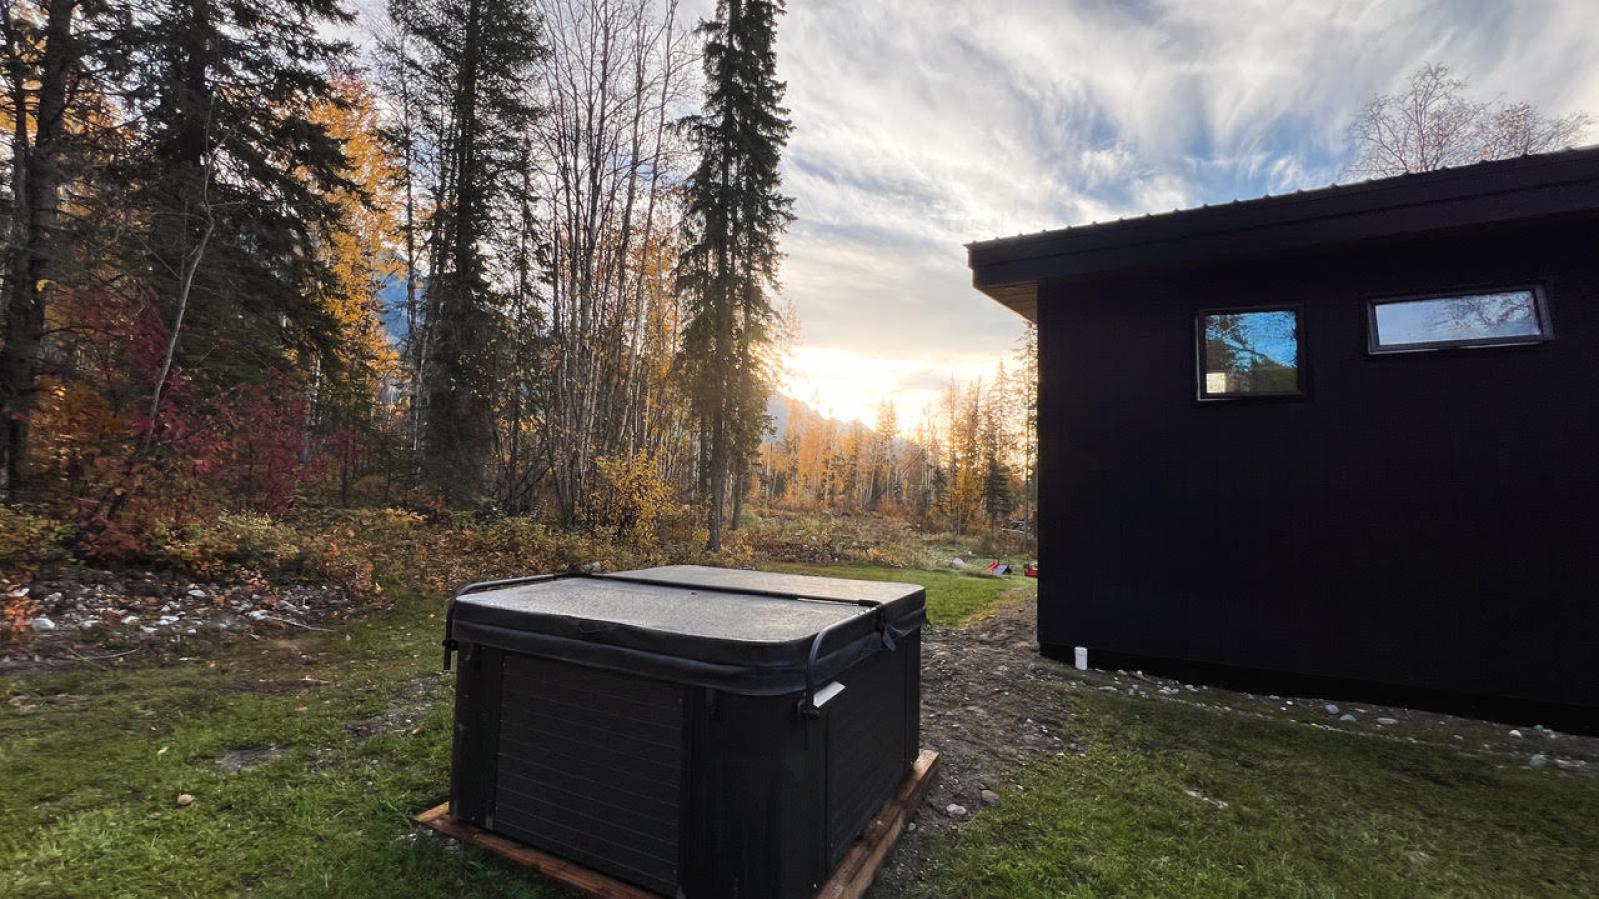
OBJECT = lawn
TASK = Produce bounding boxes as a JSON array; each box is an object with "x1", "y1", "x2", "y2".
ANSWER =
[
  {"x1": 757, "y1": 561, "x2": 1029, "y2": 626},
  {"x1": 2, "y1": 564, "x2": 1594, "y2": 897},
  {"x1": 915, "y1": 686, "x2": 1599, "y2": 898}
]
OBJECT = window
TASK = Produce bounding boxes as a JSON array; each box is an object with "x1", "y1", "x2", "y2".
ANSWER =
[
  {"x1": 1368, "y1": 288, "x2": 1550, "y2": 353},
  {"x1": 1197, "y1": 307, "x2": 1303, "y2": 400}
]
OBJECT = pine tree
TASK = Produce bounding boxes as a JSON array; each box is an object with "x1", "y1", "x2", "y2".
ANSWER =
[
  {"x1": 389, "y1": 0, "x2": 545, "y2": 503},
  {"x1": 109, "y1": 0, "x2": 357, "y2": 393},
  {"x1": 677, "y1": 0, "x2": 793, "y2": 551},
  {"x1": 0, "y1": 0, "x2": 108, "y2": 498}
]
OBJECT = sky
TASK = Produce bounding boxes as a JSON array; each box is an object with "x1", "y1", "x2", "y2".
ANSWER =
[{"x1": 715, "y1": 0, "x2": 1599, "y2": 425}]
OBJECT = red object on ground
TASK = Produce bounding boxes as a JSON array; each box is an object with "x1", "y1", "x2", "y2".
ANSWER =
[{"x1": 1024, "y1": 563, "x2": 1038, "y2": 578}]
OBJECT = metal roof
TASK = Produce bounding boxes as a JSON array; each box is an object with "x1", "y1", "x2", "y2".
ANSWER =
[{"x1": 967, "y1": 146, "x2": 1599, "y2": 322}]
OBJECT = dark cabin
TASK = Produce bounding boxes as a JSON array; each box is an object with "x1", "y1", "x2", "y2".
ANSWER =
[{"x1": 967, "y1": 148, "x2": 1599, "y2": 730}]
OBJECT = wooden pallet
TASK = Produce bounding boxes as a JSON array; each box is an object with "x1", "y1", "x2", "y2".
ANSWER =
[{"x1": 415, "y1": 747, "x2": 941, "y2": 899}]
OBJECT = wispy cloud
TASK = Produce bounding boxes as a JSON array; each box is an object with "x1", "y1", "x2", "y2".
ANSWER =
[{"x1": 695, "y1": 0, "x2": 1599, "y2": 421}]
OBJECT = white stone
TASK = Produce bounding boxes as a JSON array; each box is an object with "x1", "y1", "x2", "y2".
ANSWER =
[
  {"x1": 1324, "y1": 704, "x2": 1340, "y2": 715},
  {"x1": 29, "y1": 616, "x2": 56, "y2": 631}
]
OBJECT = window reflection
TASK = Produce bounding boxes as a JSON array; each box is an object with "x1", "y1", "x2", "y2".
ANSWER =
[
  {"x1": 1371, "y1": 290, "x2": 1545, "y2": 350},
  {"x1": 1200, "y1": 310, "x2": 1301, "y2": 397}
]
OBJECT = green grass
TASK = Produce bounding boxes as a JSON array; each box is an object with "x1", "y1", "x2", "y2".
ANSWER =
[
  {"x1": 0, "y1": 587, "x2": 551, "y2": 898},
  {"x1": 5, "y1": 565, "x2": 1594, "y2": 898},
  {"x1": 915, "y1": 686, "x2": 1599, "y2": 898},
  {"x1": 757, "y1": 562, "x2": 1030, "y2": 626}
]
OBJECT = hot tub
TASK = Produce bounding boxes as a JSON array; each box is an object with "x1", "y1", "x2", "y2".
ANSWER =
[{"x1": 443, "y1": 565, "x2": 925, "y2": 898}]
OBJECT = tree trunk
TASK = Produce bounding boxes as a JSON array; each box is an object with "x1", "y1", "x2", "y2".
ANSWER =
[
  {"x1": 0, "y1": 0, "x2": 78, "y2": 500},
  {"x1": 729, "y1": 465, "x2": 745, "y2": 531}
]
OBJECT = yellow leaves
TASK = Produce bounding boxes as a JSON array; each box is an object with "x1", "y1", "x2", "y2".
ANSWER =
[
  {"x1": 303, "y1": 76, "x2": 406, "y2": 389},
  {"x1": 590, "y1": 451, "x2": 675, "y2": 544}
]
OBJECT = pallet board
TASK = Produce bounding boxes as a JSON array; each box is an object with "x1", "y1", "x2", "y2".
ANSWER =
[{"x1": 415, "y1": 748, "x2": 941, "y2": 899}]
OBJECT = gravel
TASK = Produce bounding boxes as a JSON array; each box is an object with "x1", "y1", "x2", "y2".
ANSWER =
[{"x1": 2, "y1": 565, "x2": 370, "y2": 671}]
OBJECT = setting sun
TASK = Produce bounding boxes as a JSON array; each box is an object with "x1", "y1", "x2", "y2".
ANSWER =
[{"x1": 780, "y1": 345, "x2": 1006, "y2": 427}]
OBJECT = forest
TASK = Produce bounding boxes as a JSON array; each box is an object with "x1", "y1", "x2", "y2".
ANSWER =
[{"x1": 0, "y1": 0, "x2": 1038, "y2": 581}]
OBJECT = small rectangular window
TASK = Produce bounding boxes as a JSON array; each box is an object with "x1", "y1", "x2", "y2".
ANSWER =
[
  {"x1": 1368, "y1": 288, "x2": 1549, "y2": 353},
  {"x1": 1197, "y1": 307, "x2": 1303, "y2": 400}
]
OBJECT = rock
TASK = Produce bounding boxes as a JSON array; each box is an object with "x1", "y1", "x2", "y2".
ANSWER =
[
  {"x1": 950, "y1": 558, "x2": 966, "y2": 568},
  {"x1": 121, "y1": 615, "x2": 140, "y2": 625},
  {"x1": 29, "y1": 616, "x2": 56, "y2": 632},
  {"x1": 247, "y1": 610, "x2": 270, "y2": 621},
  {"x1": 187, "y1": 589, "x2": 208, "y2": 599},
  {"x1": 979, "y1": 789, "x2": 1000, "y2": 806},
  {"x1": 1509, "y1": 729, "x2": 1523, "y2": 738},
  {"x1": 1339, "y1": 714, "x2": 1357, "y2": 722},
  {"x1": 581, "y1": 561, "x2": 603, "y2": 573},
  {"x1": 44, "y1": 592, "x2": 63, "y2": 603},
  {"x1": 1529, "y1": 754, "x2": 1549, "y2": 769},
  {"x1": 1377, "y1": 717, "x2": 1398, "y2": 726},
  {"x1": 944, "y1": 803, "x2": 968, "y2": 819},
  {"x1": 1324, "y1": 703, "x2": 1340, "y2": 715},
  {"x1": 176, "y1": 793, "x2": 195, "y2": 807}
]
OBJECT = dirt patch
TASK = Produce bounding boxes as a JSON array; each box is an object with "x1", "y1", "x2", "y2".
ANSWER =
[
  {"x1": 870, "y1": 597, "x2": 1599, "y2": 897},
  {"x1": 216, "y1": 745, "x2": 286, "y2": 773},
  {"x1": 348, "y1": 674, "x2": 447, "y2": 740}
]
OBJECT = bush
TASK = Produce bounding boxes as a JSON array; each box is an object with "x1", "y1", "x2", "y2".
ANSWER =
[
  {"x1": 149, "y1": 513, "x2": 300, "y2": 578},
  {"x1": 0, "y1": 506, "x2": 73, "y2": 569},
  {"x1": 589, "y1": 452, "x2": 677, "y2": 544}
]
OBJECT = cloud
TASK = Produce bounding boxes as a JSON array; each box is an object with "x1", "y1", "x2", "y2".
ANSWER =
[{"x1": 692, "y1": 0, "x2": 1599, "y2": 423}]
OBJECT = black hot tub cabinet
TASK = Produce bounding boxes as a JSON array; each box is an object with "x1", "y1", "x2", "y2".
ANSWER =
[{"x1": 443, "y1": 565, "x2": 925, "y2": 898}]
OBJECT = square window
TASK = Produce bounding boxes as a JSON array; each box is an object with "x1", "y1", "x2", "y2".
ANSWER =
[
  {"x1": 1197, "y1": 308, "x2": 1303, "y2": 400},
  {"x1": 1368, "y1": 288, "x2": 1550, "y2": 353}
]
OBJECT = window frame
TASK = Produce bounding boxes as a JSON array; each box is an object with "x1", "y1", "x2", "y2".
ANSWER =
[
  {"x1": 1194, "y1": 304, "x2": 1307, "y2": 402},
  {"x1": 1365, "y1": 285, "x2": 1552, "y2": 355}
]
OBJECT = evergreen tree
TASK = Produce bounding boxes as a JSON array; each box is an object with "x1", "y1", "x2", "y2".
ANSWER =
[
  {"x1": 109, "y1": 0, "x2": 357, "y2": 392},
  {"x1": 389, "y1": 0, "x2": 544, "y2": 503},
  {"x1": 0, "y1": 0, "x2": 104, "y2": 498},
  {"x1": 677, "y1": 0, "x2": 793, "y2": 551}
]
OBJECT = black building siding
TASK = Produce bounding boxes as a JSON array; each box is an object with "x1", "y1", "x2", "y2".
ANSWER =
[{"x1": 1036, "y1": 217, "x2": 1599, "y2": 716}]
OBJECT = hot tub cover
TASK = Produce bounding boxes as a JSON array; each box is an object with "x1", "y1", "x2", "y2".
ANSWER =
[{"x1": 444, "y1": 565, "x2": 925, "y2": 696}]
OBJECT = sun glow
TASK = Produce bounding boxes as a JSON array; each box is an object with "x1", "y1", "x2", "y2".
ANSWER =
[{"x1": 779, "y1": 344, "x2": 1001, "y2": 428}]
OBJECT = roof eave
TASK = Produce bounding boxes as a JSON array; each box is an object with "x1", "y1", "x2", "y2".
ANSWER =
[{"x1": 966, "y1": 147, "x2": 1599, "y2": 321}]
